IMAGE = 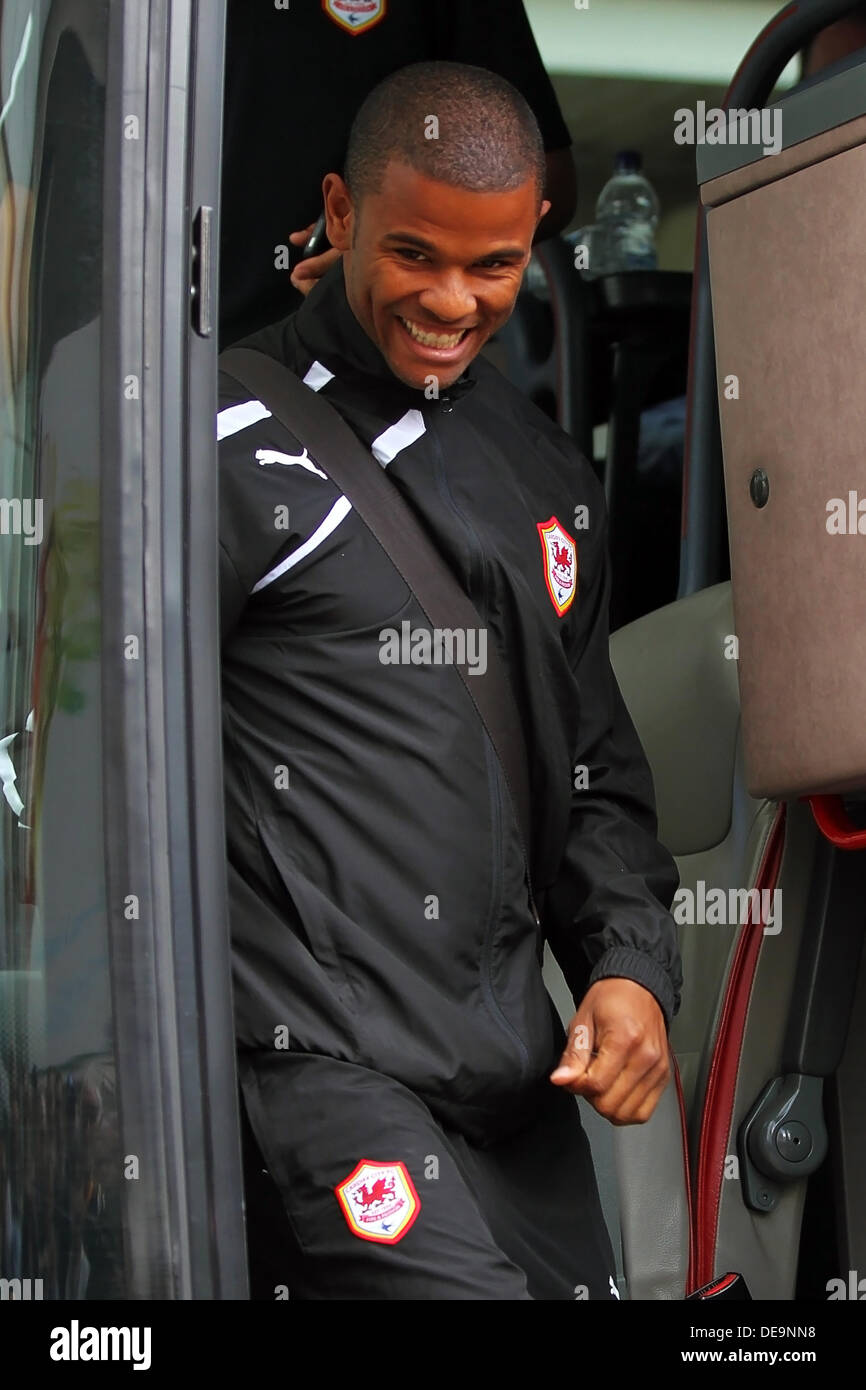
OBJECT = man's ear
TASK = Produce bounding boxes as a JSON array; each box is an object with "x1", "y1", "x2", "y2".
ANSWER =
[
  {"x1": 536, "y1": 197, "x2": 552, "y2": 229},
  {"x1": 323, "y1": 173, "x2": 354, "y2": 253}
]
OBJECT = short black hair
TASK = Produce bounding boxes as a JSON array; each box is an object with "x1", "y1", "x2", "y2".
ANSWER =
[{"x1": 344, "y1": 61, "x2": 546, "y2": 209}]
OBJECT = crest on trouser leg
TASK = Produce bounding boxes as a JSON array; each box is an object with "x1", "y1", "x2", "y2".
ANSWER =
[{"x1": 335, "y1": 1159, "x2": 420, "y2": 1243}]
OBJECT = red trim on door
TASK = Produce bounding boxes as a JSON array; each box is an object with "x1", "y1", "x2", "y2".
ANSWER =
[
  {"x1": 672, "y1": 1050, "x2": 695, "y2": 1295},
  {"x1": 692, "y1": 805, "x2": 787, "y2": 1289},
  {"x1": 806, "y1": 794, "x2": 866, "y2": 851}
]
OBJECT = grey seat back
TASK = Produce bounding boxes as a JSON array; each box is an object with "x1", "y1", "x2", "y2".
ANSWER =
[
  {"x1": 607, "y1": 582, "x2": 816, "y2": 1297},
  {"x1": 610, "y1": 582, "x2": 776, "y2": 1150}
]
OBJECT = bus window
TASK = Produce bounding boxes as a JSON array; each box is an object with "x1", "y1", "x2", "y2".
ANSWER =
[{"x1": 0, "y1": 0, "x2": 124, "y2": 1300}]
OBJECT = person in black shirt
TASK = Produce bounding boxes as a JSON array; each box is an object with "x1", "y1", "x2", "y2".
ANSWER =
[
  {"x1": 221, "y1": 60, "x2": 681, "y2": 1300},
  {"x1": 220, "y1": 0, "x2": 576, "y2": 345}
]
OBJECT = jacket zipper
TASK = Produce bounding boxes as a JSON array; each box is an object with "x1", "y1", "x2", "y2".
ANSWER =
[
  {"x1": 430, "y1": 403, "x2": 543, "y2": 932},
  {"x1": 482, "y1": 737, "x2": 531, "y2": 1075},
  {"x1": 430, "y1": 405, "x2": 534, "y2": 1076}
]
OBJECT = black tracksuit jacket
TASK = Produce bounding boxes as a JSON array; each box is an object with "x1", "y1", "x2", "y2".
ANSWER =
[{"x1": 218, "y1": 262, "x2": 682, "y2": 1146}]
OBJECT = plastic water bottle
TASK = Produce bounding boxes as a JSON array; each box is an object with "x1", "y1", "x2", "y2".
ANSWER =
[{"x1": 594, "y1": 150, "x2": 660, "y2": 272}]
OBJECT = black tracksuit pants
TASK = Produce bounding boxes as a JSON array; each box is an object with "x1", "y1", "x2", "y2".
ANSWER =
[{"x1": 239, "y1": 1053, "x2": 618, "y2": 1301}]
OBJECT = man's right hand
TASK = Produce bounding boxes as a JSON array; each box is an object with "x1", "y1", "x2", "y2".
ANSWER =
[{"x1": 289, "y1": 222, "x2": 342, "y2": 295}]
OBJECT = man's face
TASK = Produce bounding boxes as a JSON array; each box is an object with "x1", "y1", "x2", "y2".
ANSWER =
[{"x1": 324, "y1": 161, "x2": 549, "y2": 390}]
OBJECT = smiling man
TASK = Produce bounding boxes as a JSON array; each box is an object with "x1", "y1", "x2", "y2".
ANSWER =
[
  {"x1": 218, "y1": 62, "x2": 682, "y2": 1301},
  {"x1": 330, "y1": 122, "x2": 545, "y2": 389}
]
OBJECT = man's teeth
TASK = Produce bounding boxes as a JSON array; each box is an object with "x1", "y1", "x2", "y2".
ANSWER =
[{"x1": 400, "y1": 317, "x2": 467, "y2": 348}]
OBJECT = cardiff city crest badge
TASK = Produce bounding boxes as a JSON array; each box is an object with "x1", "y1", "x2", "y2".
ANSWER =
[
  {"x1": 335, "y1": 1160, "x2": 420, "y2": 1244},
  {"x1": 323, "y1": 0, "x2": 386, "y2": 35},
  {"x1": 537, "y1": 517, "x2": 577, "y2": 616}
]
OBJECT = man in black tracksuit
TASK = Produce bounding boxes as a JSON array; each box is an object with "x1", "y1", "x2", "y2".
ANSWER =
[{"x1": 219, "y1": 62, "x2": 682, "y2": 1300}]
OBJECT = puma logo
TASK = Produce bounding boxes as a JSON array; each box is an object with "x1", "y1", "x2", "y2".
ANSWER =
[{"x1": 255, "y1": 447, "x2": 328, "y2": 480}]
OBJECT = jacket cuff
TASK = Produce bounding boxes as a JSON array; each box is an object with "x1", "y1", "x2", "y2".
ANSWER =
[{"x1": 586, "y1": 947, "x2": 677, "y2": 1031}]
